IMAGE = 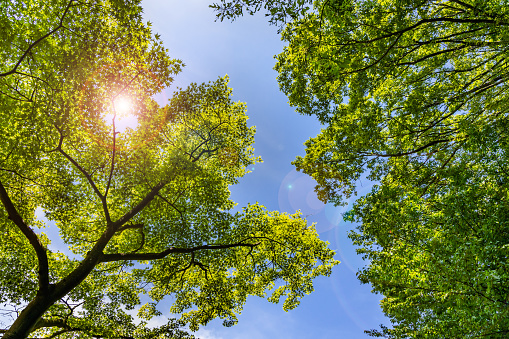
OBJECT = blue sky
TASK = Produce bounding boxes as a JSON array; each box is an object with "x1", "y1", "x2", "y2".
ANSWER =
[{"x1": 141, "y1": 1, "x2": 389, "y2": 338}]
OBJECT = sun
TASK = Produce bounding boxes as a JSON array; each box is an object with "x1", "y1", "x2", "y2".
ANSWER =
[
  {"x1": 104, "y1": 96, "x2": 138, "y2": 133},
  {"x1": 114, "y1": 96, "x2": 132, "y2": 115}
]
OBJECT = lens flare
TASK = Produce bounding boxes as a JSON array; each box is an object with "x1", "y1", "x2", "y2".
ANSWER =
[
  {"x1": 104, "y1": 96, "x2": 138, "y2": 133},
  {"x1": 114, "y1": 96, "x2": 132, "y2": 114}
]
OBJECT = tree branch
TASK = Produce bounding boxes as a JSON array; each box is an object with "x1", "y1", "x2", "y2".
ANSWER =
[
  {"x1": 0, "y1": 0, "x2": 75, "y2": 77},
  {"x1": 358, "y1": 139, "x2": 452, "y2": 158},
  {"x1": 0, "y1": 167, "x2": 46, "y2": 187},
  {"x1": 115, "y1": 223, "x2": 144, "y2": 234},
  {"x1": 32, "y1": 318, "x2": 70, "y2": 331},
  {"x1": 105, "y1": 111, "x2": 117, "y2": 199},
  {"x1": 56, "y1": 134, "x2": 111, "y2": 223},
  {"x1": 29, "y1": 318, "x2": 137, "y2": 339},
  {"x1": 449, "y1": 0, "x2": 476, "y2": 11},
  {"x1": 0, "y1": 181, "x2": 50, "y2": 292},
  {"x1": 111, "y1": 182, "x2": 166, "y2": 230},
  {"x1": 343, "y1": 16, "x2": 508, "y2": 49},
  {"x1": 100, "y1": 241, "x2": 260, "y2": 263}
]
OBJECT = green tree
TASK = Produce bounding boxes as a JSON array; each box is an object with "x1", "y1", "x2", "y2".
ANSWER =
[
  {"x1": 0, "y1": 1, "x2": 338, "y2": 338},
  {"x1": 212, "y1": 0, "x2": 509, "y2": 337}
]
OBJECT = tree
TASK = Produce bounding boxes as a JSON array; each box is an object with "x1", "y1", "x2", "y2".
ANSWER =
[
  {"x1": 0, "y1": 1, "x2": 338, "y2": 338},
  {"x1": 211, "y1": 0, "x2": 509, "y2": 337}
]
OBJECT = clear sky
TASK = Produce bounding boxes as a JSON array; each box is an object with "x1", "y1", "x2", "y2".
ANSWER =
[{"x1": 141, "y1": 1, "x2": 389, "y2": 338}]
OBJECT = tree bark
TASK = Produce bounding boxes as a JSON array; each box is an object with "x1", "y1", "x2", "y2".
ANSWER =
[{"x1": 1, "y1": 294, "x2": 57, "y2": 339}]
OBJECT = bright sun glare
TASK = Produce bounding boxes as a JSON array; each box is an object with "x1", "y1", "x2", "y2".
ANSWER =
[
  {"x1": 114, "y1": 97, "x2": 132, "y2": 114},
  {"x1": 104, "y1": 96, "x2": 138, "y2": 133}
]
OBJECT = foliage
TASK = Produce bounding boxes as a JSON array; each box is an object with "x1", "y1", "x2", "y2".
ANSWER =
[
  {"x1": 0, "y1": 1, "x2": 338, "y2": 338},
  {"x1": 350, "y1": 124, "x2": 509, "y2": 338},
  {"x1": 210, "y1": 0, "x2": 313, "y2": 29},
  {"x1": 212, "y1": 0, "x2": 509, "y2": 337}
]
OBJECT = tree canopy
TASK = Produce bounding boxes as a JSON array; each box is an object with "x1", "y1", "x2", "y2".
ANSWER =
[
  {"x1": 212, "y1": 0, "x2": 509, "y2": 337},
  {"x1": 0, "y1": 1, "x2": 338, "y2": 338}
]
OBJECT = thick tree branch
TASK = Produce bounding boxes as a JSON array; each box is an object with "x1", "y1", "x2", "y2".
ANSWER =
[
  {"x1": 29, "y1": 318, "x2": 136, "y2": 339},
  {"x1": 115, "y1": 223, "x2": 144, "y2": 233},
  {"x1": 396, "y1": 45, "x2": 467, "y2": 66},
  {"x1": 111, "y1": 182, "x2": 166, "y2": 230},
  {"x1": 32, "y1": 319, "x2": 70, "y2": 331},
  {"x1": 0, "y1": 181, "x2": 49, "y2": 292},
  {"x1": 100, "y1": 241, "x2": 260, "y2": 263}
]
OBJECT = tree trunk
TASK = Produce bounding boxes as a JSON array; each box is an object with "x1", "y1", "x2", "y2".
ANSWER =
[{"x1": 2, "y1": 293, "x2": 56, "y2": 339}]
